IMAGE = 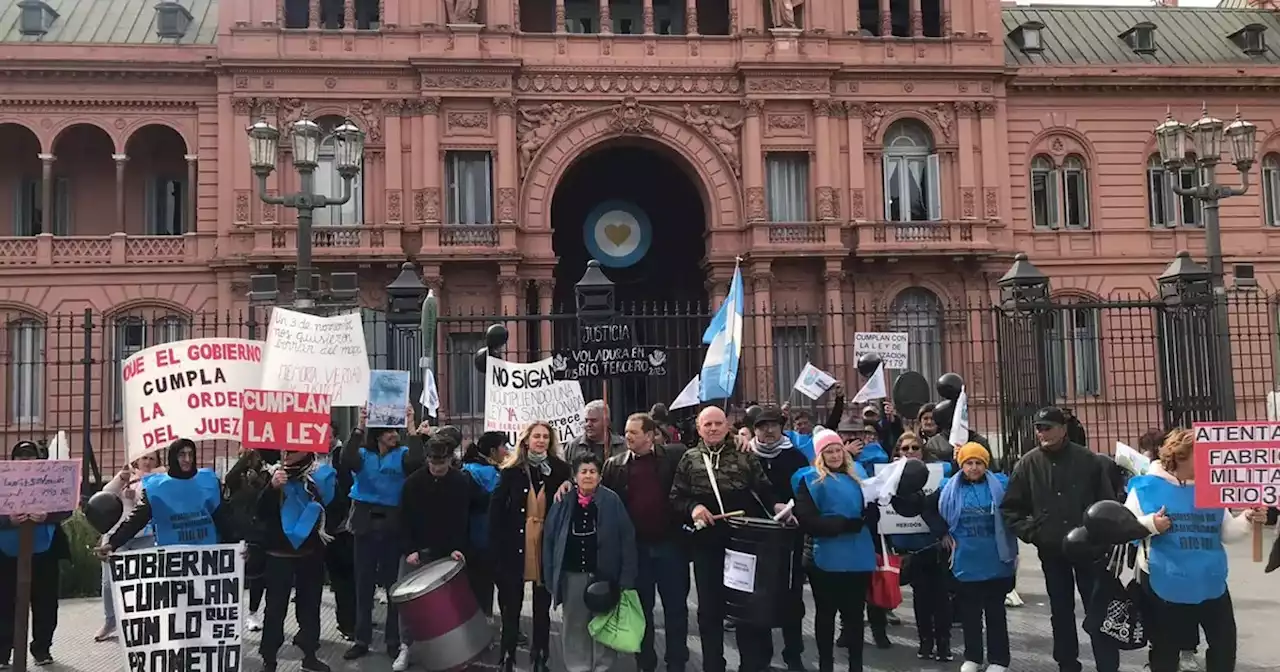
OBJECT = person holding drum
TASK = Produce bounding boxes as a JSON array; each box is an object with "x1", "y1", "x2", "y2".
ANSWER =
[
  {"x1": 490, "y1": 421, "x2": 572, "y2": 672},
  {"x1": 256, "y1": 448, "x2": 338, "y2": 672}
]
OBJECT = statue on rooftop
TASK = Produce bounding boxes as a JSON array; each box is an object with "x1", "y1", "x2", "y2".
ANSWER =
[
  {"x1": 769, "y1": 0, "x2": 803, "y2": 30},
  {"x1": 444, "y1": 0, "x2": 479, "y2": 24}
]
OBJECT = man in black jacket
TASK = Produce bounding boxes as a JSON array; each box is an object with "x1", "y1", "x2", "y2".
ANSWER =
[
  {"x1": 1000, "y1": 406, "x2": 1117, "y2": 672},
  {"x1": 603, "y1": 413, "x2": 689, "y2": 672}
]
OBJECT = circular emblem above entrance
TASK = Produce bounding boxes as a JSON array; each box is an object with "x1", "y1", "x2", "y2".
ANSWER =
[{"x1": 583, "y1": 200, "x2": 652, "y2": 268}]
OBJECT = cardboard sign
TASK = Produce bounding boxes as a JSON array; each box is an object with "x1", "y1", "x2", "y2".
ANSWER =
[
  {"x1": 240, "y1": 389, "x2": 332, "y2": 453},
  {"x1": 259, "y1": 308, "x2": 370, "y2": 407},
  {"x1": 484, "y1": 357, "x2": 585, "y2": 444},
  {"x1": 854, "y1": 332, "x2": 910, "y2": 370},
  {"x1": 1193, "y1": 421, "x2": 1280, "y2": 508},
  {"x1": 873, "y1": 462, "x2": 947, "y2": 534},
  {"x1": 0, "y1": 459, "x2": 80, "y2": 515}
]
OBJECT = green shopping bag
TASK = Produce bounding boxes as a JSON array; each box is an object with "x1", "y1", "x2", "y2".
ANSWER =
[{"x1": 587, "y1": 589, "x2": 644, "y2": 653}]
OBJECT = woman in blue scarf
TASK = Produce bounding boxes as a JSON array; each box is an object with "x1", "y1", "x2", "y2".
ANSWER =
[{"x1": 932, "y1": 442, "x2": 1017, "y2": 672}]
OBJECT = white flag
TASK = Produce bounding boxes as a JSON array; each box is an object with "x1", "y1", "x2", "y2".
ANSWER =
[
  {"x1": 670, "y1": 375, "x2": 701, "y2": 411},
  {"x1": 949, "y1": 386, "x2": 969, "y2": 447},
  {"x1": 852, "y1": 363, "x2": 887, "y2": 403},
  {"x1": 792, "y1": 363, "x2": 836, "y2": 401},
  {"x1": 420, "y1": 368, "x2": 441, "y2": 418},
  {"x1": 47, "y1": 430, "x2": 69, "y2": 461}
]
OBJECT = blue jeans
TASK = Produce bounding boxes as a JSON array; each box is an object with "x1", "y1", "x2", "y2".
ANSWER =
[
  {"x1": 634, "y1": 541, "x2": 691, "y2": 671},
  {"x1": 102, "y1": 536, "x2": 155, "y2": 628},
  {"x1": 354, "y1": 528, "x2": 402, "y2": 649}
]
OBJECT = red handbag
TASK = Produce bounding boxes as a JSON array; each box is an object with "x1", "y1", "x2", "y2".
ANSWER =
[{"x1": 868, "y1": 537, "x2": 903, "y2": 610}]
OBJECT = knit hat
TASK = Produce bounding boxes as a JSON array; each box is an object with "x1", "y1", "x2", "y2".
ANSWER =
[
  {"x1": 813, "y1": 427, "x2": 843, "y2": 455},
  {"x1": 956, "y1": 441, "x2": 990, "y2": 467}
]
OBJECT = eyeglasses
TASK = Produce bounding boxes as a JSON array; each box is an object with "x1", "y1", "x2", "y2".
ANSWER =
[{"x1": 901, "y1": 445, "x2": 922, "y2": 452}]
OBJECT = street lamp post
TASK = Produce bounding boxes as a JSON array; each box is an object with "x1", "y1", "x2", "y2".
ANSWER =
[
  {"x1": 1153, "y1": 107, "x2": 1257, "y2": 420},
  {"x1": 996, "y1": 253, "x2": 1053, "y2": 457},
  {"x1": 246, "y1": 117, "x2": 366, "y2": 309}
]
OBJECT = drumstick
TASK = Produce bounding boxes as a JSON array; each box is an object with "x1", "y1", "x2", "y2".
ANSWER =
[{"x1": 712, "y1": 510, "x2": 746, "y2": 520}]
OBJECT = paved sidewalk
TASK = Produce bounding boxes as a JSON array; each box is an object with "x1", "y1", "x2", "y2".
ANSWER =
[{"x1": 35, "y1": 533, "x2": 1279, "y2": 671}]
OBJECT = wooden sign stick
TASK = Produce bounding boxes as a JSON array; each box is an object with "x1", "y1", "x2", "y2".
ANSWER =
[
  {"x1": 12, "y1": 522, "x2": 34, "y2": 672},
  {"x1": 1253, "y1": 518, "x2": 1264, "y2": 563}
]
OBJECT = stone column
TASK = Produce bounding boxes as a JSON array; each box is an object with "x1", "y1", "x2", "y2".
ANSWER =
[
  {"x1": 813, "y1": 101, "x2": 835, "y2": 221},
  {"x1": 343, "y1": 0, "x2": 355, "y2": 28},
  {"x1": 750, "y1": 266, "x2": 775, "y2": 402},
  {"x1": 685, "y1": 0, "x2": 698, "y2": 35},
  {"x1": 879, "y1": 0, "x2": 890, "y2": 36},
  {"x1": 844, "y1": 103, "x2": 866, "y2": 222},
  {"x1": 956, "y1": 103, "x2": 977, "y2": 219},
  {"x1": 742, "y1": 100, "x2": 764, "y2": 222},
  {"x1": 308, "y1": 0, "x2": 319, "y2": 27},
  {"x1": 39, "y1": 153, "x2": 54, "y2": 234},
  {"x1": 498, "y1": 268, "x2": 521, "y2": 357},
  {"x1": 184, "y1": 154, "x2": 198, "y2": 233},
  {"x1": 642, "y1": 0, "x2": 654, "y2": 34},
  {"x1": 555, "y1": 0, "x2": 566, "y2": 33},
  {"x1": 823, "y1": 259, "x2": 846, "y2": 381},
  {"x1": 909, "y1": 0, "x2": 922, "y2": 36},
  {"x1": 599, "y1": 0, "x2": 612, "y2": 33},
  {"x1": 113, "y1": 154, "x2": 128, "y2": 233},
  {"x1": 537, "y1": 279, "x2": 556, "y2": 358},
  {"x1": 384, "y1": 101, "x2": 404, "y2": 224},
  {"x1": 978, "y1": 102, "x2": 998, "y2": 219},
  {"x1": 495, "y1": 98, "x2": 517, "y2": 224},
  {"x1": 422, "y1": 98, "x2": 442, "y2": 224}
]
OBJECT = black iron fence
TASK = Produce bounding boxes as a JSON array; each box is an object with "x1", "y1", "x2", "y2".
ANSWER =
[{"x1": 2, "y1": 291, "x2": 1276, "y2": 478}]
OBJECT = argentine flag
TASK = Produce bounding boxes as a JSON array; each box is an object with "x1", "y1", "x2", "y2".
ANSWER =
[{"x1": 699, "y1": 263, "x2": 744, "y2": 401}]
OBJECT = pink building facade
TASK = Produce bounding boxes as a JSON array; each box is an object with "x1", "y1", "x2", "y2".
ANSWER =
[{"x1": 3, "y1": 0, "x2": 1280, "y2": 466}]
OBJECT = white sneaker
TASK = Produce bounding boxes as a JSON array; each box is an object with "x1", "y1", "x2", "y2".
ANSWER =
[
  {"x1": 392, "y1": 646, "x2": 411, "y2": 671},
  {"x1": 377, "y1": 588, "x2": 389, "y2": 605},
  {"x1": 987, "y1": 665, "x2": 1009, "y2": 672},
  {"x1": 1179, "y1": 651, "x2": 1202, "y2": 672},
  {"x1": 1005, "y1": 590, "x2": 1024, "y2": 607},
  {"x1": 960, "y1": 662, "x2": 981, "y2": 672},
  {"x1": 245, "y1": 612, "x2": 262, "y2": 632}
]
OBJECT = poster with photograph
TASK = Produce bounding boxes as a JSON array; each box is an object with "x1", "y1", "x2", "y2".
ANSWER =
[{"x1": 366, "y1": 370, "x2": 411, "y2": 429}]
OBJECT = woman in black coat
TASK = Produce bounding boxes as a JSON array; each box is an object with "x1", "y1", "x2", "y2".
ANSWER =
[{"x1": 488, "y1": 421, "x2": 571, "y2": 672}]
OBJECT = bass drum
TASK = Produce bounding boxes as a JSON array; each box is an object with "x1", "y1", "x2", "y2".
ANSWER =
[{"x1": 389, "y1": 557, "x2": 491, "y2": 671}]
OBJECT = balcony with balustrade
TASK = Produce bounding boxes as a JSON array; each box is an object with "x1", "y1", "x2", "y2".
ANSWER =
[{"x1": 850, "y1": 219, "x2": 1006, "y2": 257}]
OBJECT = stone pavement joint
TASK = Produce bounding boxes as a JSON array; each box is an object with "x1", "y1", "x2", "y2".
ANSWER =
[{"x1": 39, "y1": 537, "x2": 1277, "y2": 671}]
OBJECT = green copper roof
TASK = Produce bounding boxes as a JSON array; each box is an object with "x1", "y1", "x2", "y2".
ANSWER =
[{"x1": 0, "y1": 0, "x2": 218, "y2": 45}]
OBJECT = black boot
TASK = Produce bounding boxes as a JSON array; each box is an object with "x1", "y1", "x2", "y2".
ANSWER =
[
  {"x1": 499, "y1": 650, "x2": 517, "y2": 672},
  {"x1": 532, "y1": 649, "x2": 551, "y2": 672},
  {"x1": 916, "y1": 640, "x2": 934, "y2": 660}
]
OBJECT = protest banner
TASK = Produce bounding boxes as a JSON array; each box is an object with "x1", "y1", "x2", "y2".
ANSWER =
[
  {"x1": 873, "y1": 462, "x2": 946, "y2": 534},
  {"x1": 484, "y1": 356, "x2": 586, "y2": 444},
  {"x1": 122, "y1": 338, "x2": 264, "y2": 462},
  {"x1": 109, "y1": 543, "x2": 245, "y2": 672},
  {"x1": 854, "y1": 332, "x2": 910, "y2": 370},
  {"x1": 0, "y1": 459, "x2": 79, "y2": 516},
  {"x1": 240, "y1": 389, "x2": 332, "y2": 453},
  {"x1": 1192, "y1": 421, "x2": 1280, "y2": 561},
  {"x1": 259, "y1": 307, "x2": 370, "y2": 407}
]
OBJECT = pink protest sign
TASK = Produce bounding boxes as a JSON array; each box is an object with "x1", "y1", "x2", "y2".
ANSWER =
[{"x1": 0, "y1": 460, "x2": 80, "y2": 515}]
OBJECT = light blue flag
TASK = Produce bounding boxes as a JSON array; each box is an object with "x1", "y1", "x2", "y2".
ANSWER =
[{"x1": 699, "y1": 264, "x2": 744, "y2": 401}]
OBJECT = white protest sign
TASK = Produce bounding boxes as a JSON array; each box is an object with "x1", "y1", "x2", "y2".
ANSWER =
[
  {"x1": 793, "y1": 362, "x2": 837, "y2": 401},
  {"x1": 484, "y1": 357, "x2": 586, "y2": 444},
  {"x1": 109, "y1": 543, "x2": 245, "y2": 672},
  {"x1": 259, "y1": 308, "x2": 370, "y2": 407},
  {"x1": 874, "y1": 461, "x2": 946, "y2": 534},
  {"x1": 122, "y1": 339, "x2": 264, "y2": 462},
  {"x1": 854, "y1": 332, "x2": 910, "y2": 370},
  {"x1": 723, "y1": 549, "x2": 757, "y2": 592}
]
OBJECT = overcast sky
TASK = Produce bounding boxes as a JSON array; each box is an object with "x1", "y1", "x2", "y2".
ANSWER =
[{"x1": 1012, "y1": 0, "x2": 1221, "y2": 6}]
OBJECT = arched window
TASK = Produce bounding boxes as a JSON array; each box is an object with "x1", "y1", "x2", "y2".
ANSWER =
[
  {"x1": 1263, "y1": 154, "x2": 1280, "y2": 227},
  {"x1": 7, "y1": 318, "x2": 44, "y2": 424},
  {"x1": 882, "y1": 120, "x2": 941, "y2": 223},
  {"x1": 888, "y1": 288, "x2": 943, "y2": 384},
  {"x1": 1146, "y1": 154, "x2": 1203, "y2": 228},
  {"x1": 1030, "y1": 153, "x2": 1090, "y2": 229},
  {"x1": 315, "y1": 116, "x2": 364, "y2": 227},
  {"x1": 112, "y1": 314, "x2": 190, "y2": 422},
  {"x1": 1045, "y1": 301, "x2": 1101, "y2": 398}
]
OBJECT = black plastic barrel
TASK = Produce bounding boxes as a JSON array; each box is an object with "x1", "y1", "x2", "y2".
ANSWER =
[{"x1": 724, "y1": 516, "x2": 799, "y2": 628}]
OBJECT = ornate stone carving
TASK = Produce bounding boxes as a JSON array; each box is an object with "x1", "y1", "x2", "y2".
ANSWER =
[
  {"x1": 643, "y1": 6, "x2": 654, "y2": 33},
  {"x1": 413, "y1": 189, "x2": 428, "y2": 221},
  {"x1": 742, "y1": 99, "x2": 765, "y2": 116},
  {"x1": 493, "y1": 97, "x2": 516, "y2": 115},
  {"x1": 231, "y1": 98, "x2": 255, "y2": 116},
  {"x1": 422, "y1": 97, "x2": 441, "y2": 115},
  {"x1": 749, "y1": 270, "x2": 774, "y2": 290},
  {"x1": 831, "y1": 189, "x2": 840, "y2": 218},
  {"x1": 513, "y1": 73, "x2": 741, "y2": 96},
  {"x1": 955, "y1": 101, "x2": 976, "y2": 118},
  {"x1": 234, "y1": 190, "x2": 250, "y2": 223},
  {"x1": 961, "y1": 188, "x2": 976, "y2": 218},
  {"x1": 812, "y1": 99, "x2": 834, "y2": 117},
  {"x1": 262, "y1": 191, "x2": 278, "y2": 223},
  {"x1": 769, "y1": 0, "x2": 799, "y2": 29},
  {"x1": 924, "y1": 103, "x2": 954, "y2": 142},
  {"x1": 535, "y1": 278, "x2": 556, "y2": 298},
  {"x1": 347, "y1": 100, "x2": 383, "y2": 143},
  {"x1": 608, "y1": 98, "x2": 654, "y2": 135},
  {"x1": 862, "y1": 104, "x2": 887, "y2": 142},
  {"x1": 842, "y1": 101, "x2": 862, "y2": 118},
  {"x1": 447, "y1": 111, "x2": 489, "y2": 131},
  {"x1": 420, "y1": 74, "x2": 510, "y2": 90},
  {"x1": 910, "y1": 11, "x2": 923, "y2": 36},
  {"x1": 517, "y1": 102, "x2": 585, "y2": 177},
  {"x1": 880, "y1": 11, "x2": 892, "y2": 37},
  {"x1": 444, "y1": 0, "x2": 479, "y2": 23},
  {"x1": 976, "y1": 101, "x2": 996, "y2": 116},
  {"x1": 746, "y1": 78, "x2": 826, "y2": 94},
  {"x1": 497, "y1": 187, "x2": 517, "y2": 222},
  {"x1": 387, "y1": 190, "x2": 403, "y2": 222},
  {"x1": 683, "y1": 104, "x2": 743, "y2": 176},
  {"x1": 497, "y1": 276, "x2": 521, "y2": 293},
  {"x1": 746, "y1": 187, "x2": 766, "y2": 221},
  {"x1": 816, "y1": 186, "x2": 835, "y2": 221},
  {"x1": 424, "y1": 276, "x2": 444, "y2": 295},
  {"x1": 383, "y1": 99, "x2": 403, "y2": 116},
  {"x1": 983, "y1": 187, "x2": 998, "y2": 218},
  {"x1": 277, "y1": 99, "x2": 309, "y2": 137},
  {"x1": 423, "y1": 187, "x2": 442, "y2": 222},
  {"x1": 823, "y1": 269, "x2": 843, "y2": 286},
  {"x1": 850, "y1": 188, "x2": 865, "y2": 220},
  {"x1": 767, "y1": 114, "x2": 804, "y2": 131}
]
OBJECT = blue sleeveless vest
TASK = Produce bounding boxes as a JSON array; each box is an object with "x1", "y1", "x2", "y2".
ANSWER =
[
  {"x1": 0, "y1": 522, "x2": 56, "y2": 557},
  {"x1": 463, "y1": 463, "x2": 500, "y2": 549},
  {"x1": 280, "y1": 465, "x2": 337, "y2": 549},
  {"x1": 349, "y1": 446, "x2": 408, "y2": 507},
  {"x1": 801, "y1": 470, "x2": 876, "y2": 572},
  {"x1": 946, "y1": 474, "x2": 1015, "y2": 583},
  {"x1": 1131, "y1": 475, "x2": 1228, "y2": 604},
  {"x1": 144, "y1": 469, "x2": 222, "y2": 546}
]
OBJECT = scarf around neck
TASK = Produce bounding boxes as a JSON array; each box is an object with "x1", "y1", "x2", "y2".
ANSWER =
[
  {"x1": 576, "y1": 487, "x2": 596, "y2": 508},
  {"x1": 527, "y1": 451, "x2": 552, "y2": 476},
  {"x1": 750, "y1": 435, "x2": 795, "y2": 459}
]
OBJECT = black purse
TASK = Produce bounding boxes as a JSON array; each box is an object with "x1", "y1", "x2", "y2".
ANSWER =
[{"x1": 1082, "y1": 545, "x2": 1147, "y2": 650}]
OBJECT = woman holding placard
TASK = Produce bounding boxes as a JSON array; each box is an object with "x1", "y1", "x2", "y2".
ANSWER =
[
  {"x1": 99, "y1": 438, "x2": 228, "y2": 551},
  {"x1": 94, "y1": 449, "x2": 163, "y2": 642}
]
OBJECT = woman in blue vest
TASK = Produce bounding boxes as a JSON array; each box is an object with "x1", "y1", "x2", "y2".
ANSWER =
[
  {"x1": 461, "y1": 431, "x2": 508, "y2": 619},
  {"x1": 337, "y1": 407, "x2": 426, "y2": 662},
  {"x1": 931, "y1": 442, "x2": 1017, "y2": 672},
  {"x1": 1124, "y1": 428, "x2": 1262, "y2": 672},
  {"x1": 256, "y1": 448, "x2": 337, "y2": 672},
  {"x1": 793, "y1": 428, "x2": 878, "y2": 672},
  {"x1": 100, "y1": 438, "x2": 228, "y2": 551},
  {"x1": 0, "y1": 441, "x2": 74, "y2": 667}
]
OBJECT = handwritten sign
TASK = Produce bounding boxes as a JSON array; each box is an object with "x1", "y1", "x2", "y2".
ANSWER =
[
  {"x1": 1193, "y1": 421, "x2": 1280, "y2": 508},
  {"x1": 854, "y1": 332, "x2": 910, "y2": 370},
  {"x1": 0, "y1": 459, "x2": 80, "y2": 515},
  {"x1": 484, "y1": 357, "x2": 585, "y2": 444},
  {"x1": 873, "y1": 462, "x2": 946, "y2": 534},
  {"x1": 259, "y1": 308, "x2": 370, "y2": 407},
  {"x1": 240, "y1": 390, "x2": 332, "y2": 453},
  {"x1": 550, "y1": 346, "x2": 667, "y2": 380},
  {"x1": 109, "y1": 544, "x2": 245, "y2": 672},
  {"x1": 122, "y1": 339, "x2": 264, "y2": 462}
]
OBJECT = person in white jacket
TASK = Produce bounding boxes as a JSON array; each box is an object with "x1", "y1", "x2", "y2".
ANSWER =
[
  {"x1": 94, "y1": 451, "x2": 163, "y2": 642},
  {"x1": 1123, "y1": 428, "x2": 1265, "y2": 672}
]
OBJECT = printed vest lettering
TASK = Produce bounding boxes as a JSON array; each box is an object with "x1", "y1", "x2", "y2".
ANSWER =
[
  {"x1": 1132, "y1": 475, "x2": 1227, "y2": 605},
  {"x1": 144, "y1": 469, "x2": 222, "y2": 546},
  {"x1": 948, "y1": 478, "x2": 1014, "y2": 582}
]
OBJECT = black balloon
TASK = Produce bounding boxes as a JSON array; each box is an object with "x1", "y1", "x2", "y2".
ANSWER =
[
  {"x1": 485, "y1": 323, "x2": 509, "y2": 352},
  {"x1": 937, "y1": 373, "x2": 965, "y2": 402},
  {"x1": 744, "y1": 405, "x2": 763, "y2": 428},
  {"x1": 85, "y1": 491, "x2": 124, "y2": 536},
  {"x1": 932, "y1": 399, "x2": 954, "y2": 432},
  {"x1": 891, "y1": 492, "x2": 924, "y2": 518},
  {"x1": 583, "y1": 580, "x2": 619, "y2": 614},
  {"x1": 856, "y1": 353, "x2": 883, "y2": 378},
  {"x1": 896, "y1": 458, "x2": 930, "y2": 497},
  {"x1": 1062, "y1": 525, "x2": 1106, "y2": 564},
  {"x1": 473, "y1": 347, "x2": 490, "y2": 373},
  {"x1": 1084, "y1": 499, "x2": 1150, "y2": 546}
]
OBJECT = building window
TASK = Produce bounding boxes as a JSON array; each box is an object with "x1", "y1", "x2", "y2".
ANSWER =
[
  {"x1": 888, "y1": 287, "x2": 943, "y2": 384},
  {"x1": 315, "y1": 118, "x2": 364, "y2": 227},
  {"x1": 445, "y1": 151, "x2": 494, "y2": 225},
  {"x1": 772, "y1": 325, "x2": 817, "y2": 402},
  {"x1": 1263, "y1": 154, "x2": 1280, "y2": 227},
  {"x1": 1032, "y1": 154, "x2": 1090, "y2": 230},
  {"x1": 7, "y1": 318, "x2": 44, "y2": 424},
  {"x1": 1046, "y1": 306, "x2": 1102, "y2": 398},
  {"x1": 1147, "y1": 154, "x2": 1203, "y2": 228},
  {"x1": 113, "y1": 315, "x2": 189, "y2": 422},
  {"x1": 447, "y1": 332, "x2": 485, "y2": 416},
  {"x1": 1030, "y1": 155, "x2": 1058, "y2": 229},
  {"x1": 1061, "y1": 156, "x2": 1089, "y2": 228},
  {"x1": 882, "y1": 120, "x2": 941, "y2": 222},
  {"x1": 765, "y1": 153, "x2": 810, "y2": 222},
  {"x1": 14, "y1": 178, "x2": 70, "y2": 236},
  {"x1": 146, "y1": 177, "x2": 188, "y2": 235}
]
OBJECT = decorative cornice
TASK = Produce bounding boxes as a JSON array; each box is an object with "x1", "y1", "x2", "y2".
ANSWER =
[
  {"x1": 516, "y1": 71, "x2": 741, "y2": 95},
  {"x1": 0, "y1": 67, "x2": 210, "y2": 82},
  {"x1": 0, "y1": 98, "x2": 199, "y2": 110}
]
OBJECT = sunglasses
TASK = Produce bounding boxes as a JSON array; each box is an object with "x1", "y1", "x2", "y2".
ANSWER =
[{"x1": 900, "y1": 444, "x2": 923, "y2": 452}]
